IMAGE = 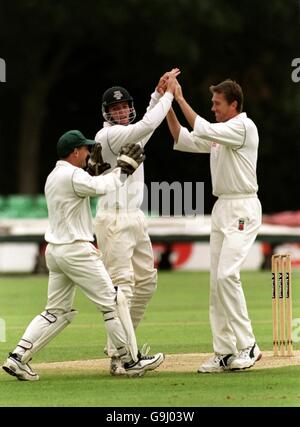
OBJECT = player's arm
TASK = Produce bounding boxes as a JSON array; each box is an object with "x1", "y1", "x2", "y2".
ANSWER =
[
  {"x1": 72, "y1": 144, "x2": 145, "y2": 197},
  {"x1": 138, "y1": 86, "x2": 165, "y2": 147},
  {"x1": 136, "y1": 90, "x2": 162, "y2": 149},
  {"x1": 174, "y1": 79, "x2": 244, "y2": 148},
  {"x1": 138, "y1": 68, "x2": 181, "y2": 148},
  {"x1": 193, "y1": 116, "x2": 245, "y2": 148},
  {"x1": 174, "y1": 81, "x2": 198, "y2": 129},
  {"x1": 174, "y1": 125, "x2": 211, "y2": 154},
  {"x1": 104, "y1": 85, "x2": 175, "y2": 154},
  {"x1": 166, "y1": 107, "x2": 181, "y2": 142},
  {"x1": 72, "y1": 167, "x2": 125, "y2": 197},
  {"x1": 166, "y1": 87, "x2": 211, "y2": 153}
]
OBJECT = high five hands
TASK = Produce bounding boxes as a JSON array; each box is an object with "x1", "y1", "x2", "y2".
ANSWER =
[{"x1": 156, "y1": 68, "x2": 181, "y2": 95}]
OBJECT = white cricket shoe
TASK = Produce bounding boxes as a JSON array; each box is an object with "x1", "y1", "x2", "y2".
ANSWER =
[
  {"x1": 110, "y1": 356, "x2": 126, "y2": 376},
  {"x1": 109, "y1": 343, "x2": 152, "y2": 376},
  {"x1": 198, "y1": 353, "x2": 235, "y2": 373},
  {"x1": 229, "y1": 343, "x2": 262, "y2": 370},
  {"x1": 2, "y1": 353, "x2": 39, "y2": 381},
  {"x1": 124, "y1": 352, "x2": 165, "y2": 377}
]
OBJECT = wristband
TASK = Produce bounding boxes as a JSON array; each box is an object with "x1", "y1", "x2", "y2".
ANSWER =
[{"x1": 118, "y1": 154, "x2": 139, "y2": 170}]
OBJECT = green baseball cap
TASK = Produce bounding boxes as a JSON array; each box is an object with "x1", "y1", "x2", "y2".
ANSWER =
[{"x1": 57, "y1": 130, "x2": 97, "y2": 158}]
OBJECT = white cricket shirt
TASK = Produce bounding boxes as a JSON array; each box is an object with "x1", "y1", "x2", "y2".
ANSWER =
[
  {"x1": 174, "y1": 112, "x2": 259, "y2": 197},
  {"x1": 45, "y1": 160, "x2": 124, "y2": 244},
  {"x1": 95, "y1": 90, "x2": 173, "y2": 212}
]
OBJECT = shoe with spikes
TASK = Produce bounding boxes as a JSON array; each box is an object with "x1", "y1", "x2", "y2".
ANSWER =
[
  {"x1": 110, "y1": 356, "x2": 126, "y2": 376},
  {"x1": 124, "y1": 352, "x2": 165, "y2": 377},
  {"x1": 198, "y1": 353, "x2": 235, "y2": 373},
  {"x1": 229, "y1": 343, "x2": 262, "y2": 370},
  {"x1": 2, "y1": 353, "x2": 39, "y2": 381}
]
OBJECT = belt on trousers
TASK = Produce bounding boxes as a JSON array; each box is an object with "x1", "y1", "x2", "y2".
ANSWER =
[
  {"x1": 218, "y1": 193, "x2": 257, "y2": 199},
  {"x1": 98, "y1": 208, "x2": 140, "y2": 214}
]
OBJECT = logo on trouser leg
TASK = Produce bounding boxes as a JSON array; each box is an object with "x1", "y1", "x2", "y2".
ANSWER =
[{"x1": 238, "y1": 219, "x2": 245, "y2": 231}]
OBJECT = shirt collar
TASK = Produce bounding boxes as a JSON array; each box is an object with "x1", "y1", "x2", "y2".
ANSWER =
[
  {"x1": 56, "y1": 160, "x2": 77, "y2": 168},
  {"x1": 103, "y1": 121, "x2": 112, "y2": 128}
]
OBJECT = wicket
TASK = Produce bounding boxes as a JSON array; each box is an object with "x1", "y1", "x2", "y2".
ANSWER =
[{"x1": 271, "y1": 254, "x2": 293, "y2": 356}]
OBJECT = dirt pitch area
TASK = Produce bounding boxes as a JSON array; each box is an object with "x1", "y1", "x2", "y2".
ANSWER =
[{"x1": 34, "y1": 350, "x2": 300, "y2": 373}]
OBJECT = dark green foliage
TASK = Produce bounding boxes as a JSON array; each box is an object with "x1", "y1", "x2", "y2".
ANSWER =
[{"x1": 0, "y1": 0, "x2": 299, "y2": 210}]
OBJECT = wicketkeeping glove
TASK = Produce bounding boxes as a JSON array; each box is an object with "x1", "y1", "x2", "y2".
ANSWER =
[
  {"x1": 117, "y1": 143, "x2": 145, "y2": 176},
  {"x1": 86, "y1": 143, "x2": 111, "y2": 176}
]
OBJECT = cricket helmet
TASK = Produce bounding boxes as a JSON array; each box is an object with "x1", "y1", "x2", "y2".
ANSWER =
[{"x1": 101, "y1": 86, "x2": 136, "y2": 124}]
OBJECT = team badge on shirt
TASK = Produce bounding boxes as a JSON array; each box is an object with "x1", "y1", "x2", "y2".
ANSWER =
[{"x1": 238, "y1": 219, "x2": 245, "y2": 231}]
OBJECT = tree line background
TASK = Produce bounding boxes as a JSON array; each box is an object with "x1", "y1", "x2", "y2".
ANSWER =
[{"x1": 0, "y1": 0, "x2": 299, "y2": 214}]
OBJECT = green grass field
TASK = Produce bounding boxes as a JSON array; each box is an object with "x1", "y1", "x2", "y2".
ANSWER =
[{"x1": 0, "y1": 271, "x2": 300, "y2": 407}]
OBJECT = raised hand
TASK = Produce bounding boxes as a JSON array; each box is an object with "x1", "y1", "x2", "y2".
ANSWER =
[
  {"x1": 174, "y1": 79, "x2": 184, "y2": 102},
  {"x1": 165, "y1": 75, "x2": 181, "y2": 96},
  {"x1": 156, "y1": 68, "x2": 181, "y2": 95}
]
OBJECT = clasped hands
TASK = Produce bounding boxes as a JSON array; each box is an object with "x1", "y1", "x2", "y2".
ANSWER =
[{"x1": 156, "y1": 68, "x2": 182, "y2": 101}]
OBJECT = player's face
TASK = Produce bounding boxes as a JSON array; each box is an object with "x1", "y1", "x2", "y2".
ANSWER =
[
  {"x1": 75, "y1": 145, "x2": 90, "y2": 168},
  {"x1": 211, "y1": 92, "x2": 237, "y2": 122},
  {"x1": 108, "y1": 101, "x2": 131, "y2": 125}
]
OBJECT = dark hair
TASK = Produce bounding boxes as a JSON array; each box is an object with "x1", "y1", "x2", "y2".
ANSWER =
[{"x1": 209, "y1": 79, "x2": 243, "y2": 112}]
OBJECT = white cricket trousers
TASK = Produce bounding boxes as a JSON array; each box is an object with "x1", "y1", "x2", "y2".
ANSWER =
[
  {"x1": 45, "y1": 242, "x2": 118, "y2": 313},
  {"x1": 209, "y1": 195, "x2": 262, "y2": 355},
  {"x1": 95, "y1": 209, "x2": 157, "y2": 329},
  {"x1": 17, "y1": 241, "x2": 136, "y2": 362}
]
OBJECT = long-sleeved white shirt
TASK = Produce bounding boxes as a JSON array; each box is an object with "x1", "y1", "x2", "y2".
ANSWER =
[
  {"x1": 94, "y1": 90, "x2": 173, "y2": 213},
  {"x1": 174, "y1": 112, "x2": 259, "y2": 197},
  {"x1": 45, "y1": 160, "x2": 124, "y2": 244}
]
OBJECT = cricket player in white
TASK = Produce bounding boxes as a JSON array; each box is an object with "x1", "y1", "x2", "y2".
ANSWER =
[
  {"x1": 2, "y1": 130, "x2": 164, "y2": 381},
  {"x1": 166, "y1": 79, "x2": 262, "y2": 372},
  {"x1": 94, "y1": 70, "x2": 179, "y2": 375}
]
